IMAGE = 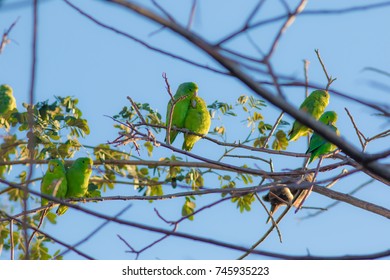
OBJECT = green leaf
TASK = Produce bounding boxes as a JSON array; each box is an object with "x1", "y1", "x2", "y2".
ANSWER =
[
  {"x1": 65, "y1": 117, "x2": 90, "y2": 135},
  {"x1": 253, "y1": 136, "x2": 268, "y2": 148},
  {"x1": 213, "y1": 126, "x2": 225, "y2": 135},
  {"x1": 237, "y1": 95, "x2": 248, "y2": 105},
  {"x1": 140, "y1": 167, "x2": 149, "y2": 176},
  {"x1": 182, "y1": 198, "x2": 196, "y2": 221},
  {"x1": 272, "y1": 130, "x2": 289, "y2": 151},
  {"x1": 252, "y1": 111, "x2": 263, "y2": 121},
  {"x1": 232, "y1": 193, "x2": 255, "y2": 213},
  {"x1": 46, "y1": 212, "x2": 58, "y2": 224},
  {"x1": 145, "y1": 183, "x2": 163, "y2": 198},
  {"x1": 144, "y1": 142, "x2": 153, "y2": 157},
  {"x1": 258, "y1": 121, "x2": 272, "y2": 134}
]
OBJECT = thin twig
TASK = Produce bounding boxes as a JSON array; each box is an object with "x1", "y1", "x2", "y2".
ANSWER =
[
  {"x1": 58, "y1": 204, "x2": 133, "y2": 258},
  {"x1": 315, "y1": 49, "x2": 337, "y2": 90},
  {"x1": 301, "y1": 178, "x2": 374, "y2": 220},
  {"x1": 262, "y1": 111, "x2": 284, "y2": 148},
  {"x1": 10, "y1": 219, "x2": 14, "y2": 260},
  {"x1": 265, "y1": 0, "x2": 308, "y2": 60},
  {"x1": 224, "y1": 154, "x2": 271, "y2": 164},
  {"x1": 151, "y1": 0, "x2": 176, "y2": 22},
  {"x1": 27, "y1": 208, "x2": 48, "y2": 250},
  {"x1": 303, "y1": 59, "x2": 310, "y2": 147},
  {"x1": 254, "y1": 193, "x2": 283, "y2": 243},
  {"x1": 237, "y1": 202, "x2": 292, "y2": 259},
  {"x1": 22, "y1": 0, "x2": 39, "y2": 260},
  {"x1": 120, "y1": 197, "x2": 230, "y2": 259},
  {"x1": 2, "y1": 211, "x2": 94, "y2": 260},
  {"x1": 127, "y1": 96, "x2": 146, "y2": 124},
  {"x1": 187, "y1": 0, "x2": 197, "y2": 30},
  {"x1": 295, "y1": 157, "x2": 323, "y2": 212},
  {"x1": 63, "y1": 0, "x2": 229, "y2": 76},
  {"x1": 162, "y1": 72, "x2": 173, "y2": 99},
  {"x1": 0, "y1": 17, "x2": 19, "y2": 54},
  {"x1": 345, "y1": 108, "x2": 366, "y2": 150},
  {"x1": 246, "y1": 0, "x2": 267, "y2": 27}
]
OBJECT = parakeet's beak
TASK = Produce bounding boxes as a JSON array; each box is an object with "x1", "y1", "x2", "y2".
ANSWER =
[
  {"x1": 49, "y1": 164, "x2": 55, "y2": 172},
  {"x1": 194, "y1": 89, "x2": 198, "y2": 97},
  {"x1": 191, "y1": 99, "x2": 197, "y2": 108}
]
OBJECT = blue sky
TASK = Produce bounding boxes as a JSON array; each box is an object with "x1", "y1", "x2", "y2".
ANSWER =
[{"x1": 0, "y1": 0, "x2": 389, "y2": 260}]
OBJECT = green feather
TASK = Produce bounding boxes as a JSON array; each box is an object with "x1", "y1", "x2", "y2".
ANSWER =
[
  {"x1": 0, "y1": 84, "x2": 17, "y2": 129},
  {"x1": 56, "y1": 157, "x2": 93, "y2": 215},
  {"x1": 288, "y1": 90, "x2": 330, "y2": 141},
  {"x1": 40, "y1": 159, "x2": 67, "y2": 207},
  {"x1": 166, "y1": 82, "x2": 198, "y2": 144},
  {"x1": 182, "y1": 96, "x2": 211, "y2": 151},
  {"x1": 306, "y1": 111, "x2": 340, "y2": 163}
]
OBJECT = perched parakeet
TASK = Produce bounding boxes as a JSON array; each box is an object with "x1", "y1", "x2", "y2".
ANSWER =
[
  {"x1": 263, "y1": 172, "x2": 314, "y2": 223},
  {"x1": 306, "y1": 111, "x2": 340, "y2": 164},
  {"x1": 40, "y1": 159, "x2": 67, "y2": 207},
  {"x1": 288, "y1": 90, "x2": 330, "y2": 141},
  {"x1": 56, "y1": 157, "x2": 93, "y2": 215},
  {"x1": 182, "y1": 96, "x2": 211, "y2": 151},
  {"x1": 0, "y1": 84, "x2": 17, "y2": 119},
  {"x1": 166, "y1": 82, "x2": 198, "y2": 144}
]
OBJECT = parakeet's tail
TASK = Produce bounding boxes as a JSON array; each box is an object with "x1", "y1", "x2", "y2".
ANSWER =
[
  {"x1": 288, "y1": 133, "x2": 297, "y2": 142},
  {"x1": 288, "y1": 128, "x2": 300, "y2": 142},
  {"x1": 305, "y1": 149, "x2": 316, "y2": 164},
  {"x1": 56, "y1": 204, "x2": 68, "y2": 216},
  {"x1": 182, "y1": 141, "x2": 194, "y2": 151},
  {"x1": 41, "y1": 198, "x2": 48, "y2": 207},
  {"x1": 165, "y1": 131, "x2": 178, "y2": 145}
]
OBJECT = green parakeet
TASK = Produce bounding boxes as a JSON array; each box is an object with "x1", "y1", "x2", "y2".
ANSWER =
[
  {"x1": 40, "y1": 159, "x2": 67, "y2": 207},
  {"x1": 166, "y1": 82, "x2": 198, "y2": 144},
  {"x1": 288, "y1": 90, "x2": 330, "y2": 141},
  {"x1": 263, "y1": 172, "x2": 314, "y2": 223},
  {"x1": 306, "y1": 111, "x2": 340, "y2": 163},
  {"x1": 182, "y1": 96, "x2": 211, "y2": 151},
  {"x1": 0, "y1": 84, "x2": 17, "y2": 127},
  {"x1": 56, "y1": 157, "x2": 93, "y2": 215}
]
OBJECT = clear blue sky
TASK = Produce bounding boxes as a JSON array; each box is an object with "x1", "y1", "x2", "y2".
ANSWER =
[{"x1": 0, "y1": 0, "x2": 389, "y2": 260}]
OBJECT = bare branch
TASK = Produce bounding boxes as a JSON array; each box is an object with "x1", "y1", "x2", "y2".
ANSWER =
[
  {"x1": 10, "y1": 219, "x2": 14, "y2": 260},
  {"x1": 345, "y1": 107, "x2": 366, "y2": 150},
  {"x1": 59, "y1": 204, "x2": 133, "y2": 258},
  {"x1": 245, "y1": 0, "x2": 267, "y2": 26},
  {"x1": 63, "y1": 0, "x2": 229, "y2": 76},
  {"x1": 219, "y1": 2, "x2": 390, "y2": 46},
  {"x1": 0, "y1": 17, "x2": 19, "y2": 54},
  {"x1": 315, "y1": 49, "x2": 337, "y2": 90},
  {"x1": 254, "y1": 193, "x2": 283, "y2": 243},
  {"x1": 1, "y1": 211, "x2": 94, "y2": 260},
  {"x1": 311, "y1": 184, "x2": 390, "y2": 219},
  {"x1": 261, "y1": 111, "x2": 284, "y2": 148},
  {"x1": 151, "y1": 0, "x2": 176, "y2": 23},
  {"x1": 187, "y1": 0, "x2": 197, "y2": 30},
  {"x1": 301, "y1": 179, "x2": 375, "y2": 220},
  {"x1": 266, "y1": 0, "x2": 308, "y2": 60}
]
